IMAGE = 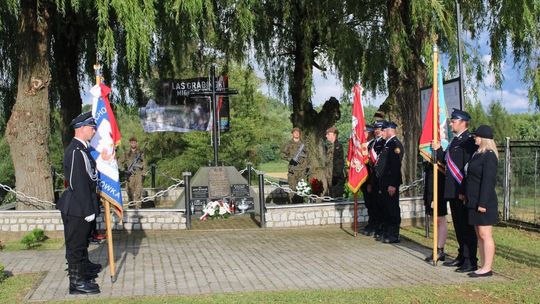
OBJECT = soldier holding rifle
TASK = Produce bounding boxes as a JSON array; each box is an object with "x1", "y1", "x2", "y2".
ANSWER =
[
  {"x1": 119, "y1": 137, "x2": 147, "y2": 208},
  {"x1": 281, "y1": 127, "x2": 309, "y2": 193}
]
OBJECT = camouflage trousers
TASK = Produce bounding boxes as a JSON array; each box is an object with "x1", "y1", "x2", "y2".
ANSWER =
[{"x1": 127, "y1": 174, "x2": 144, "y2": 208}]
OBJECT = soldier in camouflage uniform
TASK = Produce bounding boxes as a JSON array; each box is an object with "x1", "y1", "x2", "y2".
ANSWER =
[
  {"x1": 325, "y1": 126, "x2": 345, "y2": 198},
  {"x1": 280, "y1": 127, "x2": 309, "y2": 192},
  {"x1": 119, "y1": 137, "x2": 146, "y2": 208}
]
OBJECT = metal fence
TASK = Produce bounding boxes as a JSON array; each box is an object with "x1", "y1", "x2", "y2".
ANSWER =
[{"x1": 499, "y1": 139, "x2": 540, "y2": 225}]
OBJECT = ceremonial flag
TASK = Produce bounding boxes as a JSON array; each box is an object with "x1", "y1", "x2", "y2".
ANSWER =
[
  {"x1": 89, "y1": 83, "x2": 123, "y2": 218},
  {"x1": 418, "y1": 63, "x2": 451, "y2": 170},
  {"x1": 347, "y1": 83, "x2": 369, "y2": 193}
]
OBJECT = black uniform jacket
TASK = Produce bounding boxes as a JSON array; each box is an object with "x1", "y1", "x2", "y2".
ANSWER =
[
  {"x1": 367, "y1": 137, "x2": 385, "y2": 187},
  {"x1": 464, "y1": 150, "x2": 498, "y2": 209},
  {"x1": 376, "y1": 136, "x2": 404, "y2": 189},
  {"x1": 56, "y1": 138, "x2": 99, "y2": 217},
  {"x1": 332, "y1": 141, "x2": 345, "y2": 180},
  {"x1": 436, "y1": 130, "x2": 477, "y2": 200}
]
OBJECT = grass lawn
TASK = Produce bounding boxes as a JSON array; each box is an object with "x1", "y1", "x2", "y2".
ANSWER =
[
  {"x1": 0, "y1": 237, "x2": 64, "y2": 251},
  {"x1": 0, "y1": 273, "x2": 43, "y2": 303},
  {"x1": 259, "y1": 160, "x2": 288, "y2": 173},
  {"x1": 1, "y1": 225, "x2": 539, "y2": 303}
]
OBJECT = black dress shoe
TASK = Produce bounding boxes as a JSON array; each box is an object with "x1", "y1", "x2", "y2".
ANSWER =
[
  {"x1": 455, "y1": 265, "x2": 478, "y2": 273},
  {"x1": 375, "y1": 235, "x2": 385, "y2": 241},
  {"x1": 442, "y1": 259, "x2": 463, "y2": 267},
  {"x1": 383, "y1": 237, "x2": 400, "y2": 244},
  {"x1": 424, "y1": 249, "x2": 446, "y2": 263},
  {"x1": 468, "y1": 271, "x2": 493, "y2": 278}
]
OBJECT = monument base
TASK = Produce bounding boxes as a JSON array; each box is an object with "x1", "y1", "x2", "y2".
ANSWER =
[{"x1": 175, "y1": 166, "x2": 260, "y2": 216}]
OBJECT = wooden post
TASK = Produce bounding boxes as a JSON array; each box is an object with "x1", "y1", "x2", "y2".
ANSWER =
[
  {"x1": 432, "y1": 46, "x2": 439, "y2": 266},
  {"x1": 353, "y1": 192, "x2": 358, "y2": 237}
]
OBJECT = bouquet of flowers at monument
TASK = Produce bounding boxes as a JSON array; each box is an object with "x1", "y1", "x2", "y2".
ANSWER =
[
  {"x1": 199, "y1": 200, "x2": 232, "y2": 221},
  {"x1": 296, "y1": 179, "x2": 311, "y2": 196},
  {"x1": 309, "y1": 178, "x2": 324, "y2": 196}
]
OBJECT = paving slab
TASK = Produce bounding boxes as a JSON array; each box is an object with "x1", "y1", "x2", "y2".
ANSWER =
[{"x1": 0, "y1": 227, "x2": 504, "y2": 302}]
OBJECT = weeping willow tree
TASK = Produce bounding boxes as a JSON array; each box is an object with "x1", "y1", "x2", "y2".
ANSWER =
[
  {"x1": 252, "y1": 0, "x2": 540, "y2": 185},
  {"x1": 0, "y1": 0, "x2": 214, "y2": 209},
  {"x1": 1, "y1": 0, "x2": 255, "y2": 208},
  {"x1": 252, "y1": 0, "x2": 387, "y2": 182}
]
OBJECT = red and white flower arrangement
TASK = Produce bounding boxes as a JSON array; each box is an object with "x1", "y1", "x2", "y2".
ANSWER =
[{"x1": 199, "y1": 200, "x2": 232, "y2": 221}]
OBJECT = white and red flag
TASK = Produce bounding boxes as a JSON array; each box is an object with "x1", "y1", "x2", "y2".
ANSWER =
[{"x1": 89, "y1": 83, "x2": 123, "y2": 219}]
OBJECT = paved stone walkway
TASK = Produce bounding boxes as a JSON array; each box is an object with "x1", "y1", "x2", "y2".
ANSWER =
[{"x1": 0, "y1": 227, "x2": 503, "y2": 302}]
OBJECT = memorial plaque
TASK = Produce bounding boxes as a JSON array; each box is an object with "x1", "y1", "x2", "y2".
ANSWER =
[
  {"x1": 231, "y1": 184, "x2": 250, "y2": 197},
  {"x1": 190, "y1": 199, "x2": 207, "y2": 214},
  {"x1": 208, "y1": 167, "x2": 231, "y2": 198},
  {"x1": 192, "y1": 186, "x2": 209, "y2": 199}
]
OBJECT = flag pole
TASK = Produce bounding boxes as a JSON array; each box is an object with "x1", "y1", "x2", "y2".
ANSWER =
[
  {"x1": 354, "y1": 192, "x2": 358, "y2": 237},
  {"x1": 94, "y1": 63, "x2": 117, "y2": 281},
  {"x1": 103, "y1": 198, "x2": 116, "y2": 281},
  {"x1": 432, "y1": 45, "x2": 439, "y2": 266}
]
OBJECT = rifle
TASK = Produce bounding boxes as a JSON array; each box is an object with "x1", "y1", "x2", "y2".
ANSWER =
[{"x1": 125, "y1": 144, "x2": 147, "y2": 180}]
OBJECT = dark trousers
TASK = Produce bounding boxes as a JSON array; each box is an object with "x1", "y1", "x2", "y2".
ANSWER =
[
  {"x1": 382, "y1": 189, "x2": 401, "y2": 238},
  {"x1": 362, "y1": 188, "x2": 374, "y2": 229},
  {"x1": 363, "y1": 187, "x2": 381, "y2": 231},
  {"x1": 449, "y1": 199, "x2": 477, "y2": 266},
  {"x1": 61, "y1": 213, "x2": 92, "y2": 265},
  {"x1": 372, "y1": 190, "x2": 384, "y2": 233},
  {"x1": 329, "y1": 176, "x2": 345, "y2": 198}
]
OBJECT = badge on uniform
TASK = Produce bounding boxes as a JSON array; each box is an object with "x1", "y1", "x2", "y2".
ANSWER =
[{"x1": 394, "y1": 147, "x2": 401, "y2": 154}]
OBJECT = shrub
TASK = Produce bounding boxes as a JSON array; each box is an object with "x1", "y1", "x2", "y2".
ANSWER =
[
  {"x1": 20, "y1": 228, "x2": 48, "y2": 249},
  {"x1": 0, "y1": 263, "x2": 6, "y2": 283}
]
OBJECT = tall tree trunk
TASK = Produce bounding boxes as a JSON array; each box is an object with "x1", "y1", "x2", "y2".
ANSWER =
[
  {"x1": 5, "y1": 0, "x2": 54, "y2": 209},
  {"x1": 289, "y1": 17, "x2": 341, "y2": 189},
  {"x1": 383, "y1": 0, "x2": 428, "y2": 190},
  {"x1": 52, "y1": 10, "x2": 83, "y2": 148}
]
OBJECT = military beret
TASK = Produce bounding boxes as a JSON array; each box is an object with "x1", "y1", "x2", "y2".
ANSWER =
[
  {"x1": 70, "y1": 111, "x2": 96, "y2": 129},
  {"x1": 473, "y1": 125, "x2": 494, "y2": 139},
  {"x1": 365, "y1": 124, "x2": 374, "y2": 132},
  {"x1": 373, "y1": 111, "x2": 385, "y2": 120},
  {"x1": 373, "y1": 120, "x2": 386, "y2": 129},
  {"x1": 326, "y1": 126, "x2": 338, "y2": 134},
  {"x1": 451, "y1": 108, "x2": 471, "y2": 121},
  {"x1": 383, "y1": 121, "x2": 398, "y2": 129}
]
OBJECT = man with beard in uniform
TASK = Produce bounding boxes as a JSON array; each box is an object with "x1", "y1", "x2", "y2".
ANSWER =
[
  {"x1": 375, "y1": 122, "x2": 404, "y2": 243},
  {"x1": 280, "y1": 127, "x2": 309, "y2": 195},
  {"x1": 362, "y1": 120, "x2": 386, "y2": 237},
  {"x1": 56, "y1": 112, "x2": 101, "y2": 294},
  {"x1": 433, "y1": 109, "x2": 478, "y2": 272},
  {"x1": 325, "y1": 126, "x2": 345, "y2": 198}
]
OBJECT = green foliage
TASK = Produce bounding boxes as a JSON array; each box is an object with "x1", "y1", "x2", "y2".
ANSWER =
[
  {"x1": 0, "y1": 262, "x2": 5, "y2": 283},
  {"x1": 19, "y1": 229, "x2": 47, "y2": 250},
  {"x1": 0, "y1": 136, "x2": 14, "y2": 186},
  {"x1": 513, "y1": 113, "x2": 540, "y2": 140}
]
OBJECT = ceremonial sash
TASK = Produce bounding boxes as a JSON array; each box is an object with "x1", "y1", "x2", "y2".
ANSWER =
[
  {"x1": 445, "y1": 152, "x2": 463, "y2": 184},
  {"x1": 369, "y1": 146, "x2": 378, "y2": 164}
]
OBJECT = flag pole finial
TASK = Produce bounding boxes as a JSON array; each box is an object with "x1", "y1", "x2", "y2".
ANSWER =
[{"x1": 93, "y1": 63, "x2": 102, "y2": 85}]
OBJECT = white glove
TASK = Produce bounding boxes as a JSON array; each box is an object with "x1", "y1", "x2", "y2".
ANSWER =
[{"x1": 84, "y1": 213, "x2": 96, "y2": 222}]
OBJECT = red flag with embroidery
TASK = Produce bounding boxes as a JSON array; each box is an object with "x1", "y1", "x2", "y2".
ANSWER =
[{"x1": 347, "y1": 84, "x2": 369, "y2": 193}]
